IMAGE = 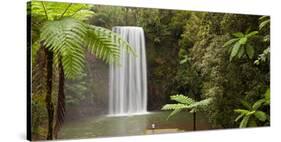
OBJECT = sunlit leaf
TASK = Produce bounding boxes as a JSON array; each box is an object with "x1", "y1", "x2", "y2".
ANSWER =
[
  {"x1": 230, "y1": 42, "x2": 241, "y2": 61},
  {"x1": 246, "y1": 31, "x2": 258, "y2": 38},
  {"x1": 239, "y1": 37, "x2": 247, "y2": 45},
  {"x1": 232, "y1": 32, "x2": 244, "y2": 38},
  {"x1": 223, "y1": 38, "x2": 239, "y2": 47},
  {"x1": 259, "y1": 20, "x2": 270, "y2": 30}
]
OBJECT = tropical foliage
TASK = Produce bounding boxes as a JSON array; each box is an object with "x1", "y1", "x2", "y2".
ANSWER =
[
  {"x1": 223, "y1": 30, "x2": 258, "y2": 61},
  {"x1": 30, "y1": 2, "x2": 270, "y2": 140},
  {"x1": 234, "y1": 88, "x2": 270, "y2": 128},
  {"x1": 161, "y1": 94, "x2": 212, "y2": 119},
  {"x1": 30, "y1": 1, "x2": 134, "y2": 140},
  {"x1": 254, "y1": 16, "x2": 270, "y2": 65},
  {"x1": 32, "y1": 1, "x2": 134, "y2": 78}
]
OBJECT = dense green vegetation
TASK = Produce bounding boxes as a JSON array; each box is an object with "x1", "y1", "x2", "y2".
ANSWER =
[
  {"x1": 29, "y1": 1, "x2": 134, "y2": 140},
  {"x1": 29, "y1": 1, "x2": 270, "y2": 140}
]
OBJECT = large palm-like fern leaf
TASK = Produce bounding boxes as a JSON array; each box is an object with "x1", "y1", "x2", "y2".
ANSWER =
[
  {"x1": 162, "y1": 94, "x2": 212, "y2": 119},
  {"x1": 40, "y1": 18, "x2": 87, "y2": 79},
  {"x1": 86, "y1": 26, "x2": 120, "y2": 64},
  {"x1": 40, "y1": 17, "x2": 136, "y2": 79},
  {"x1": 170, "y1": 94, "x2": 195, "y2": 105},
  {"x1": 86, "y1": 25, "x2": 137, "y2": 64}
]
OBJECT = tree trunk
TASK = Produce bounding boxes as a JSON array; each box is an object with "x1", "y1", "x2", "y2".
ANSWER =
[
  {"x1": 193, "y1": 112, "x2": 196, "y2": 131},
  {"x1": 44, "y1": 47, "x2": 54, "y2": 140},
  {"x1": 54, "y1": 58, "x2": 65, "y2": 139},
  {"x1": 191, "y1": 89, "x2": 200, "y2": 131}
]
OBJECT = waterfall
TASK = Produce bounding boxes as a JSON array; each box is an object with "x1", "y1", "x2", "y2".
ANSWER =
[{"x1": 109, "y1": 26, "x2": 147, "y2": 116}]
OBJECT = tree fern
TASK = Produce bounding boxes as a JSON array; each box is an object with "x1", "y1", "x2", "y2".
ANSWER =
[
  {"x1": 31, "y1": 1, "x2": 135, "y2": 139},
  {"x1": 40, "y1": 17, "x2": 136, "y2": 79},
  {"x1": 40, "y1": 18, "x2": 87, "y2": 79},
  {"x1": 162, "y1": 94, "x2": 212, "y2": 119}
]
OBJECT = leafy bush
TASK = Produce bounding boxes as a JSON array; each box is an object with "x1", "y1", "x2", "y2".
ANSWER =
[{"x1": 234, "y1": 88, "x2": 270, "y2": 127}]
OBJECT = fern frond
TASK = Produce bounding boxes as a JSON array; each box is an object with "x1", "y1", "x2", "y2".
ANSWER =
[
  {"x1": 86, "y1": 25, "x2": 136, "y2": 64},
  {"x1": 170, "y1": 94, "x2": 195, "y2": 105},
  {"x1": 85, "y1": 26, "x2": 120, "y2": 64},
  {"x1": 90, "y1": 26, "x2": 137, "y2": 56},
  {"x1": 40, "y1": 18, "x2": 87, "y2": 79},
  {"x1": 72, "y1": 9, "x2": 95, "y2": 21},
  {"x1": 31, "y1": 1, "x2": 94, "y2": 21},
  {"x1": 185, "y1": 98, "x2": 212, "y2": 112},
  {"x1": 161, "y1": 104, "x2": 189, "y2": 110},
  {"x1": 167, "y1": 109, "x2": 182, "y2": 120}
]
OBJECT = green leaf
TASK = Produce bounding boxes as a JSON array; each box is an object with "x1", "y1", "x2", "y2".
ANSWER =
[
  {"x1": 162, "y1": 95, "x2": 212, "y2": 120},
  {"x1": 252, "y1": 99, "x2": 265, "y2": 110},
  {"x1": 232, "y1": 32, "x2": 244, "y2": 38},
  {"x1": 265, "y1": 88, "x2": 270, "y2": 105},
  {"x1": 259, "y1": 16, "x2": 269, "y2": 21},
  {"x1": 40, "y1": 18, "x2": 87, "y2": 79},
  {"x1": 179, "y1": 56, "x2": 188, "y2": 64},
  {"x1": 248, "y1": 119, "x2": 257, "y2": 127},
  {"x1": 234, "y1": 109, "x2": 249, "y2": 114},
  {"x1": 170, "y1": 94, "x2": 195, "y2": 105},
  {"x1": 223, "y1": 38, "x2": 239, "y2": 47},
  {"x1": 263, "y1": 35, "x2": 270, "y2": 42},
  {"x1": 235, "y1": 113, "x2": 244, "y2": 122},
  {"x1": 185, "y1": 98, "x2": 212, "y2": 111},
  {"x1": 254, "y1": 111, "x2": 267, "y2": 122},
  {"x1": 259, "y1": 20, "x2": 270, "y2": 30},
  {"x1": 86, "y1": 25, "x2": 136, "y2": 64},
  {"x1": 31, "y1": 1, "x2": 94, "y2": 21},
  {"x1": 167, "y1": 109, "x2": 182, "y2": 120},
  {"x1": 239, "y1": 37, "x2": 247, "y2": 45},
  {"x1": 237, "y1": 46, "x2": 245, "y2": 58},
  {"x1": 239, "y1": 115, "x2": 250, "y2": 128},
  {"x1": 240, "y1": 100, "x2": 252, "y2": 110},
  {"x1": 246, "y1": 44, "x2": 254, "y2": 59},
  {"x1": 246, "y1": 31, "x2": 258, "y2": 38},
  {"x1": 161, "y1": 104, "x2": 188, "y2": 110},
  {"x1": 246, "y1": 111, "x2": 256, "y2": 116},
  {"x1": 230, "y1": 42, "x2": 241, "y2": 61}
]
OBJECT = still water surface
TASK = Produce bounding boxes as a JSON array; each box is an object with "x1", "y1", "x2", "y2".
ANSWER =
[{"x1": 59, "y1": 111, "x2": 211, "y2": 139}]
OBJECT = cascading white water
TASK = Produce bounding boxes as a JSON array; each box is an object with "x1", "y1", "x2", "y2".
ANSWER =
[{"x1": 109, "y1": 26, "x2": 147, "y2": 116}]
